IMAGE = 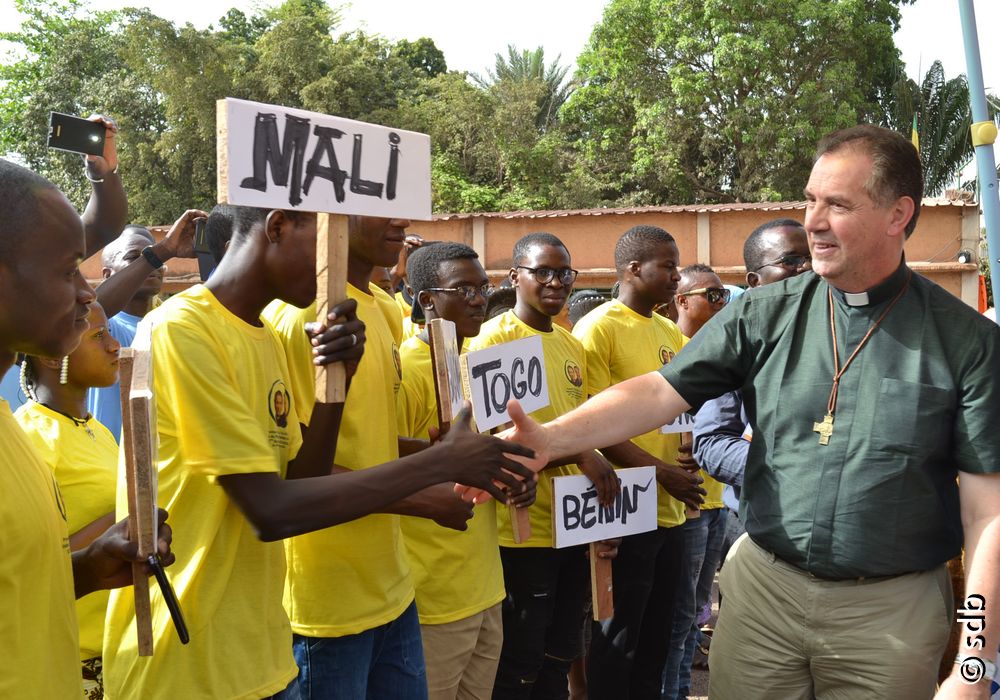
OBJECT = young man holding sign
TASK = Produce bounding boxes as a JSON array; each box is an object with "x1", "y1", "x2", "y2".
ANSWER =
[
  {"x1": 396, "y1": 242, "x2": 535, "y2": 699},
  {"x1": 471, "y1": 232, "x2": 618, "y2": 699},
  {"x1": 100, "y1": 206, "x2": 534, "y2": 699},
  {"x1": 571, "y1": 225, "x2": 705, "y2": 699}
]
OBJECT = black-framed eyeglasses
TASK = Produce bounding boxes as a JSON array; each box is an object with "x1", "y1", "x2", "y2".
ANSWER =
[
  {"x1": 425, "y1": 283, "x2": 495, "y2": 301},
  {"x1": 515, "y1": 266, "x2": 579, "y2": 285},
  {"x1": 677, "y1": 287, "x2": 731, "y2": 304},
  {"x1": 755, "y1": 253, "x2": 811, "y2": 272}
]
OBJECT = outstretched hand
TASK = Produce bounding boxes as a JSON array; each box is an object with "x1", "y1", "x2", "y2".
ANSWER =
[{"x1": 443, "y1": 403, "x2": 537, "y2": 504}]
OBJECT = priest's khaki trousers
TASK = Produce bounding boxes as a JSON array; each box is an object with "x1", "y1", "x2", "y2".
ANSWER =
[{"x1": 709, "y1": 534, "x2": 952, "y2": 700}]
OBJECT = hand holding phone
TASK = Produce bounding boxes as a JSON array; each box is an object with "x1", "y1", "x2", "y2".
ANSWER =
[{"x1": 48, "y1": 112, "x2": 106, "y2": 157}]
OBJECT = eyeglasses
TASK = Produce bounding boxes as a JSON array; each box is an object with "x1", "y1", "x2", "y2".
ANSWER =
[
  {"x1": 755, "y1": 253, "x2": 811, "y2": 272},
  {"x1": 425, "y1": 283, "x2": 495, "y2": 302},
  {"x1": 515, "y1": 266, "x2": 579, "y2": 285},
  {"x1": 676, "y1": 287, "x2": 731, "y2": 304}
]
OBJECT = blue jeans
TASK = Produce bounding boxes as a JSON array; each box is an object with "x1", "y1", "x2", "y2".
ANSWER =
[
  {"x1": 292, "y1": 601, "x2": 428, "y2": 700},
  {"x1": 265, "y1": 677, "x2": 302, "y2": 700},
  {"x1": 587, "y1": 525, "x2": 686, "y2": 700},
  {"x1": 661, "y1": 508, "x2": 728, "y2": 700}
]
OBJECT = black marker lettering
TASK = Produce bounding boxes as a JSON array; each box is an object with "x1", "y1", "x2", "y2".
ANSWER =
[
  {"x1": 350, "y1": 134, "x2": 384, "y2": 197},
  {"x1": 563, "y1": 495, "x2": 581, "y2": 530},
  {"x1": 511, "y1": 357, "x2": 527, "y2": 399},
  {"x1": 386, "y1": 132, "x2": 400, "y2": 200},
  {"x1": 240, "y1": 113, "x2": 311, "y2": 206},
  {"x1": 580, "y1": 489, "x2": 598, "y2": 529},
  {"x1": 471, "y1": 360, "x2": 502, "y2": 418},
  {"x1": 490, "y1": 373, "x2": 511, "y2": 415},
  {"x1": 303, "y1": 126, "x2": 348, "y2": 202},
  {"x1": 528, "y1": 357, "x2": 542, "y2": 396}
]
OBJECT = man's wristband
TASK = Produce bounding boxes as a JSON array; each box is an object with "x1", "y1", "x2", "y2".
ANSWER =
[
  {"x1": 141, "y1": 246, "x2": 165, "y2": 270},
  {"x1": 955, "y1": 654, "x2": 996, "y2": 683},
  {"x1": 84, "y1": 163, "x2": 119, "y2": 183}
]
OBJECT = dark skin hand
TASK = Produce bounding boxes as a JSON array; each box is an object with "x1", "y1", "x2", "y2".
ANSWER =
[
  {"x1": 590, "y1": 537, "x2": 622, "y2": 560},
  {"x1": 72, "y1": 508, "x2": 175, "y2": 599},
  {"x1": 601, "y1": 440, "x2": 705, "y2": 510},
  {"x1": 96, "y1": 209, "x2": 208, "y2": 319},
  {"x1": 219, "y1": 405, "x2": 536, "y2": 542},
  {"x1": 577, "y1": 450, "x2": 621, "y2": 508}
]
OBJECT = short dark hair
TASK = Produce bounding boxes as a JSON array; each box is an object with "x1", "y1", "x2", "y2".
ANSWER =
[
  {"x1": 678, "y1": 263, "x2": 718, "y2": 293},
  {"x1": 407, "y1": 241, "x2": 479, "y2": 296},
  {"x1": 206, "y1": 204, "x2": 244, "y2": 264},
  {"x1": 614, "y1": 225, "x2": 676, "y2": 273},
  {"x1": 512, "y1": 232, "x2": 568, "y2": 266},
  {"x1": 567, "y1": 289, "x2": 606, "y2": 325},
  {"x1": 485, "y1": 287, "x2": 516, "y2": 321},
  {"x1": 814, "y1": 125, "x2": 922, "y2": 237},
  {"x1": 743, "y1": 218, "x2": 804, "y2": 270},
  {"x1": 0, "y1": 159, "x2": 58, "y2": 264},
  {"x1": 101, "y1": 225, "x2": 155, "y2": 267}
]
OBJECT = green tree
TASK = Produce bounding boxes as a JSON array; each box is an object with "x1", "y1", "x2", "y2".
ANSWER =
[
  {"x1": 393, "y1": 37, "x2": 447, "y2": 79},
  {"x1": 884, "y1": 61, "x2": 979, "y2": 196},
  {"x1": 475, "y1": 45, "x2": 572, "y2": 131},
  {"x1": 565, "y1": 0, "x2": 914, "y2": 205}
]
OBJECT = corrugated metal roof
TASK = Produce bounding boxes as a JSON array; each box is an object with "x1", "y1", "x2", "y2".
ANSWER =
[{"x1": 432, "y1": 197, "x2": 976, "y2": 221}]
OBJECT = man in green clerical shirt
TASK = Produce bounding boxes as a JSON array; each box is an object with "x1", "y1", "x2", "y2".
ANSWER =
[{"x1": 489, "y1": 125, "x2": 1000, "y2": 700}]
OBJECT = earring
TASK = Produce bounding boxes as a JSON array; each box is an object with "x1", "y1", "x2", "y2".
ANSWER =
[{"x1": 59, "y1": 356, "x2": 69, "y2": 385}]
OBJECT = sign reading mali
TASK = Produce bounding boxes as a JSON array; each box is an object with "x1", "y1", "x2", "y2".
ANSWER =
[
  {"x1": 552, "y1": 466, "x2": 658, "y2": 548},
  {"x1": 217, "y1": 97, "x2": 432, "y2": 219}
]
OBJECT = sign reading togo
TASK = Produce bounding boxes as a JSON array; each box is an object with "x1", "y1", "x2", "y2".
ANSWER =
[
  {"x1": 552, "y1": 467, "x2": 658, "y2": 548},
  {"x1": 460, "y1": 335, "x2": 549, "y2": 432},
  {"x1": 217, "y1": 97, "x2": 432, "y2": 219}
]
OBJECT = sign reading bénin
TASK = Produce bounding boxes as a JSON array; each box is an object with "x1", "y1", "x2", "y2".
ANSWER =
[{"x1": 217, "y1": 97, "x2": 432, "y2": 219}]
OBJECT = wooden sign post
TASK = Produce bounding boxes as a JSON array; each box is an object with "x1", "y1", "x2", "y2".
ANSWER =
[
  {"x1": 427, "y1": 318, "x2": 464, "y2": 433},
  {"x1": 661, "y1": 415, "x2": 699, "y2": 520},
  {"x1": 118, "y1": 324, "x2": 158, "y2": 656},
  {"x1": 216, "y1": 97, "x2": 433, "y2": 403},
  {"x1": 315, "y1": 213, "x2": 349, "y2": 403},
  {"x1": 552, "y1": 467, "x2": 658, "y2": 620}
]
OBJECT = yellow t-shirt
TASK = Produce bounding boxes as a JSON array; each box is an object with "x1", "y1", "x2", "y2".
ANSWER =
[
  {"x1": 470, "y1": 311, "x2": 587, "y2": 547},
  {"x1": 395, "y1": 291, "x2": 421, "y2": 341},
  {"x1": 281, "y1": 282, "x2": 414, "y2": 637},
  {"x1": 395, "y1": 335, "x2": 505, "y2": 625},
  {"x1": 0, "y1": 400, "x2": 79, "y2": 698},
  {"x1": 262, "y1": 299, "x2": 316, "y2": 426},
  {"x1": 573, "y1": 299, "x2": 710, "y2": 527},
  {"x1": 102, "y1": 285, "x2": 302, "y2": 700},
  {"x1": 14, "y1": 401, "x2": 116, "y2": 661},
  {"x1": 677, "y1": 332, "x2": 724, "y2": 511}
]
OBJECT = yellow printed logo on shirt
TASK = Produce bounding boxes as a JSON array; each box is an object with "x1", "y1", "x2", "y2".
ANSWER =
[
  {"x1": 564, "y1": 360, "x2": 584, "y2": 388},
  {"x1": 267, "y1": 379, "x2": 291, "y2": 448}
]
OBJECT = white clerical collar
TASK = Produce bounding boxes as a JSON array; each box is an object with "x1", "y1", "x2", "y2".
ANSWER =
[{"x1": 842, "y1": 291, "x2": 869, "y2": 307}]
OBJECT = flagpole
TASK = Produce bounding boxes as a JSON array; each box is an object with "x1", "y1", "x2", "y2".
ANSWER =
[{"x1": 958, "y1": 0, "x2": 1000, "y2": 320}]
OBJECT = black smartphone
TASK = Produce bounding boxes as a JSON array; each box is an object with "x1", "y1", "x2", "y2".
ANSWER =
[
  {"x1": 193, "y1": 217, "x2": 216, "y2": 282},
  {"x1": 48, "y1": 112, "x2": 105, "y2": 157},
  {"x1": 148, "y1": 555, "x2": 190, "y2": 645}
]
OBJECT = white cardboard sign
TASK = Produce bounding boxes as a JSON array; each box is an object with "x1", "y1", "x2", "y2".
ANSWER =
[
  {"x1": 552, "y1": 466, "x2": 658, "y2": 548},
  {"x1": 460, "y1": 335, "x2": 548, "y2": 432},
  {"x1": 660, "y1": 410, "x2": 696, "y2": 434},
  {"x1": 218, "y1": 97, "x2": 432, "y2": 219}
]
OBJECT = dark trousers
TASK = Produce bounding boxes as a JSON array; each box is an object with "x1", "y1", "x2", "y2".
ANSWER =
[
  {"x1": 586, "y1": 525, "x2": 686, "y2": 700},
  {"x1": 493, "y1": 546, "x2": 589, "y2": 700}
]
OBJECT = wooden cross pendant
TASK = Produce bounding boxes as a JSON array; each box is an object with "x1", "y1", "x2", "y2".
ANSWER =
[{"x1": 813, "y1": 413, "x2": 834, "y2": 445}]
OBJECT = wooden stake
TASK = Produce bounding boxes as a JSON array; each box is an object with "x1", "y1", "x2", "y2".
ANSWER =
[
  {"x1": 119, "y1": 327, "x2": 158, "y2": 657},
  {"x1": 315, "y1": 212, "x2": 350, "y2": 403},
  {"x1": 509, "y1": 504, "x2": 532, "y2": 544},
  {"x1": 427, "y1": 318, "x2": 460, "y2": 434},
  {"x1": 682, "y1": 431, "x2": 700, "y2": 519},
  {"x1": 590, "y1": 542, "x2": 614, "y2": 620},
  {"x1": 215, "y1": 98, "x2": 230, "y2": 204}
]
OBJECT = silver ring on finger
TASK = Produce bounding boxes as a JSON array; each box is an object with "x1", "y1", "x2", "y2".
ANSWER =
[{"x1": 349, "y1": 333, "x2": 357, "y2": 347}]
